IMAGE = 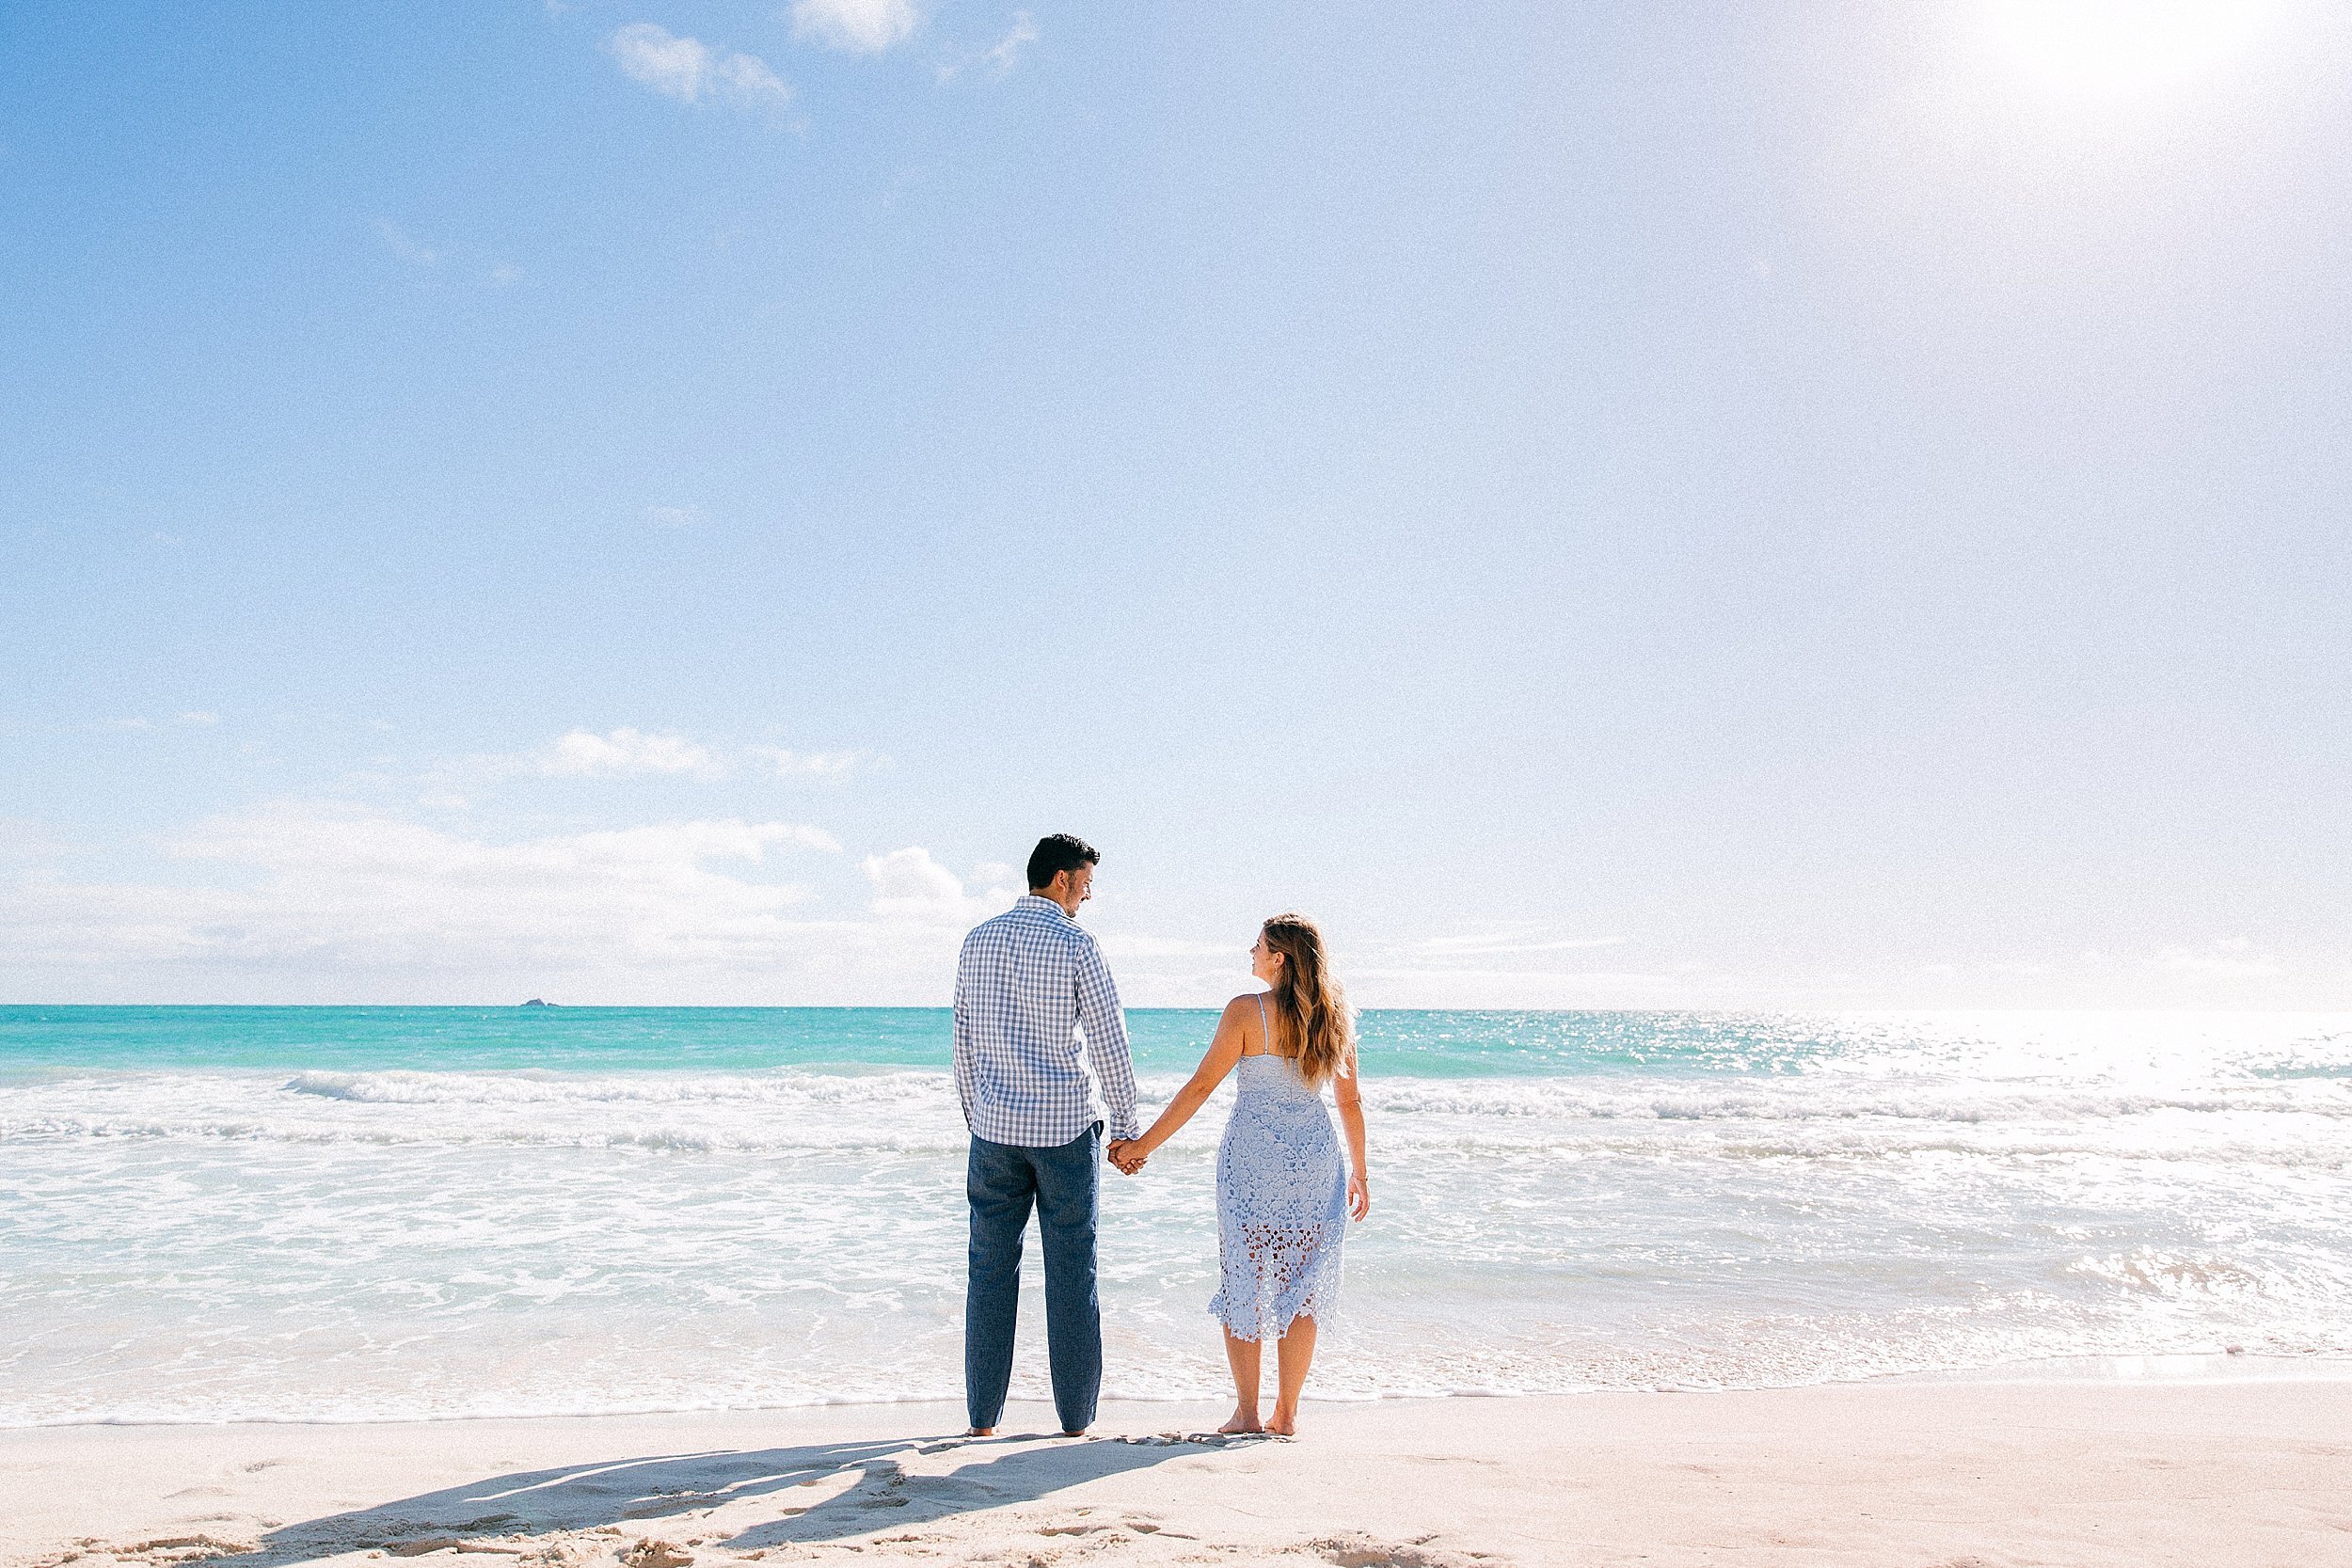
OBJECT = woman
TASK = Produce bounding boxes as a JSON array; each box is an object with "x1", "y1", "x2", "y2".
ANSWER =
[{"x1": 1111, "y1": 912, "x2": 1370, "y2": 1435}]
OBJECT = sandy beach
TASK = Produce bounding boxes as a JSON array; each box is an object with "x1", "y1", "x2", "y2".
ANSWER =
[
  {"x1": 8, "y1": 1378, "x2": 2349, "y2": 1568},
  {"x1": 16, "y1": 0, "x2": 2352, "y2": 1560}
]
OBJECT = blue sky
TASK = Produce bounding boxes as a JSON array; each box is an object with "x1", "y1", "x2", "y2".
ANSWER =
[{"x1": 3, "y1": 0, "x2": 2348, "y2": 1006}]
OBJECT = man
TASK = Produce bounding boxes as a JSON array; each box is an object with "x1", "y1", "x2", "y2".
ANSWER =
[{"x1": 953, "y1": 832, "x2": 1140, "y2": 1438}]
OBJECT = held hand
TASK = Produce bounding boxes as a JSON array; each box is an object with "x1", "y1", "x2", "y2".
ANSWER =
[
  {"x1": 1347, "y1": 1170, "x2": 1371, "y2": 1221},
  {"x1": 1106, "y1": 1139, "x2": 1148, "y2": 1175}
]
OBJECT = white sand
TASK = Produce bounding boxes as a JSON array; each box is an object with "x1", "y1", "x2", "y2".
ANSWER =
[{"x1": 8, "y1": 1380, "x2": 2350, "y2": 1568}]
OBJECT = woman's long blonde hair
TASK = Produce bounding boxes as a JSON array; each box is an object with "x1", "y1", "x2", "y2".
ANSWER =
[{"x1": 1262, "y1": 911, "x2": 1354, "y2": 1088}]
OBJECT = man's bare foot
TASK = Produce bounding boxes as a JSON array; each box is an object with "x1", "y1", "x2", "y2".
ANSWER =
[
  {"x1": 1266, "y1": 1408, "x2": 1297, "y2": 1436},
  {"x1": 1216, "y1": 1407, "x2": 1263, "y2": 1434},
  {"x1": 966, "y1": 1426, "x2": 994, "y2": 1437},
  {"x1": 1060, "y1": 1428, "x2": 1088, "y2": 1438}
]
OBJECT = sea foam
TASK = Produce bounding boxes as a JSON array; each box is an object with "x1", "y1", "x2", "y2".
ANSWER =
[{"x1": 3, "y1": 1008, "x2": 2349, "y2": 1426}]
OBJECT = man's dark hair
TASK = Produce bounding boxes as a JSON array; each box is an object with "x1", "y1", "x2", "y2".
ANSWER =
[{"x1": 1026, "y1": 833, "x2": 1100, "y2": 892}]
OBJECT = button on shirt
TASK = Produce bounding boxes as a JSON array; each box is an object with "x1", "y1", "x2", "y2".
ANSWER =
[{"x1": 953, "y1": 895, "x2": 1140, "y2": 1147}]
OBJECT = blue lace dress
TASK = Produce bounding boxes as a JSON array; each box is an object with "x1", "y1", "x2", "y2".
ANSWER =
[{"x1": 1209, "y1": 996, "x2": 1348, "y2": 1342}]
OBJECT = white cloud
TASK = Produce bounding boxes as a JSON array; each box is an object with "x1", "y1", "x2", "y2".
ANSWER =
[
  {"x1": 2153, "y1": 938, "x2": 2285, "y2": 980},
  {"x1": 14, "y1": 800, "x2": 2327, "y2": 1008},
  {"x1": 1347, "y1": 964, "x2": 1687, "y2": 1008},
  {"x1": 175, "y1": 711, "x2": 219, "y2": 727},
  {"x1": 373, "y1": 219, "x2": 438, "y2": 268},
  {"x1": 1097, "y1": 933, "x2": 1235, "y2": 960},
  {"x1": 0, "y1": 807, "x2": 1058, "y2": 1003},
  {"x1": 646, "y1": 503, "x2": 701, "y2": 528},
  {"x1": 864, "y1": 846, "x2": 962, "y2": 920},
  {"x1": 862, "y1": 847, "x2": 1016, "y2": 926},
  {"x1": 543, "y1": 727, "x2": 727, "y2": 780},
  {"x1": 0, "y1": 804, "x2": 845, "y2": 990},
  {"x1": 984, "y1": 9, "x2": 1038, "y2": 76},
  {"x1": 489, "y1": 263, "x2": 524, "y2": 287},
  {"x1": 103, "y1": 717, "x2": 153, "y2": 732},
  {"x1": 608, "y1": 24, "x2": 792, "y2": 108},
  {"x1": 1418, "y1": 927, "x2": 1625, "y2": 958},
  {"x1": 791, "y1": 0, "x2": 920, "y2": 54},
  {"x1": 751, "y1": 746, "x2": 875, "y2": 778},
  {"x1": 460, "y1": 730, "x2": 882, "y2": 786},
  {"x1": 0, "y1": 817, "x2": 66, "y2": 860}
]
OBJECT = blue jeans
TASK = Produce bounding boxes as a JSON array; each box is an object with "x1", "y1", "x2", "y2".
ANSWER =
[{"x1": 965, "y1": 1123, "x2": 1102, "y2": 1433}]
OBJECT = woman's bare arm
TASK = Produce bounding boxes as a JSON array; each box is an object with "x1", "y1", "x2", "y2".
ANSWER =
[
  {"x1": 1117, "y1": 996, "x2": 1252, "y2": 1167},
  {"x1": 1334, "y1": 1047, "x2": 1371, "y2": 1219}
]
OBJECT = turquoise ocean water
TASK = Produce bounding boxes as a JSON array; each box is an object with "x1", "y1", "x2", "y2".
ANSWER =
[{"x1": 4, "y1": 1006, "x2": 2348, "y2": 1424}]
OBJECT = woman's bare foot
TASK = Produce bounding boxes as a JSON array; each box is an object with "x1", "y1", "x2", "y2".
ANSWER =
[
  {"x1": 1265, "y1": 1406, "x2": 1298, "y2": 1436},
  {"x1": 1216, "y1": 1405, "x2": 1263, "y2": 1434}
]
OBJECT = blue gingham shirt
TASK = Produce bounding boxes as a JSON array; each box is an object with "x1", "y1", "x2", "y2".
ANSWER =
[{"x1": 953, "y1": 895, "x2": 1139, "y2": 1147}]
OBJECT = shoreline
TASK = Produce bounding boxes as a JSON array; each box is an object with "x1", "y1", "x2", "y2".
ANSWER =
[
  {"x1": 8, "y1": 1378, "x2": 2348, "y2": 1568},
  {"x1": 18, "y1": 1350, "x2": 2351, "y2": 1433}
]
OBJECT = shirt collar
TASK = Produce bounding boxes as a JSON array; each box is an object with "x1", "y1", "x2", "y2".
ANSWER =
[{"x1": 1016, "y1": 894, "x2": 1072, "y2": 920}]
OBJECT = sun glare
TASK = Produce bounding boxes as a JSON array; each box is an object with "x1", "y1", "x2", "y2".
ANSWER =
[{"x1": 1984, "y1": 0, "x2": 2280, "y2": 95}]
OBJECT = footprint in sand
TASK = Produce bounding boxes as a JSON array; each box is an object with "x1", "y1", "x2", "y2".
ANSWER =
[
  {"x1": 1311, "y1": 1532, "x2": 1504, "y2": 1568},
  {"x1": 1026, "y1": 1513, "x2": 1190, "y2": 1544},
  {"x1": 75, "y1": 1535, "x2": 262, "y2": 1566}
]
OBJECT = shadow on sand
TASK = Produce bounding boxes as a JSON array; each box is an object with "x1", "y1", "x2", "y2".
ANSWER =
[{"x1": 242, "y1": 1427, "x2": 1212, "y2": 1562}]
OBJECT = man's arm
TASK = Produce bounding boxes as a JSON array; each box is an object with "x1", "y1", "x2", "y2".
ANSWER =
[
  {"x1": 1075, "y1": 935, "x2": 1139, "y2": 1143},
  {"x1": 951, "y1": 936, "x2": 978, "y2": 1132}
]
